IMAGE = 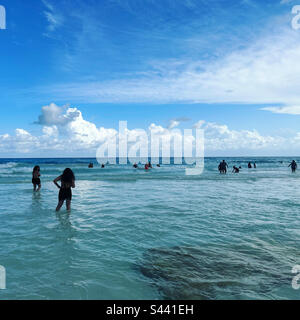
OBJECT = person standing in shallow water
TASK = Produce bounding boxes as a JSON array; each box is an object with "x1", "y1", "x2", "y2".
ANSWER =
[
  {"x1": 53, "y1": 168, "x2": 75, "y2": 212},
  {"x1": 218, "y1": 160, "x2": 228, "y2": 174},
  {"x1": 32, "y1": 166, "x2": 41, "y2": 192},
  {"x1": 289, "y1": 160, "x2": 297, "y2": 173}
]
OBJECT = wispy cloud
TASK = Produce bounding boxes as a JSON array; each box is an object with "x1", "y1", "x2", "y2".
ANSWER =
[
  {"x1": 34, "y1": 22, "x2": 300, "y2": 107},
  {"x1": 262, "y1": 105, "x2": 300, "y2": 115},
  {"x1": 42, "y1": 0, "x2": 63, "y2": 33},
  {"x1": 280, "y1": 0, "x2": 294, "y2": 5}
]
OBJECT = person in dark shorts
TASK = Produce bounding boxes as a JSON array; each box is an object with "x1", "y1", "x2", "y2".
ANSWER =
[
  {"x1": 32, "y1": 166, "x2": 41, "y2": 192},
  {"x1": 53, "y1": 168, "x2": 75, "y2": 212},
  {"x1": 289, "y1": 160, "x2": 297, "y2": 173}
]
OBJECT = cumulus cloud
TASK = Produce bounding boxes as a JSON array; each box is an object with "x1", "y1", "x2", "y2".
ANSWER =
[
  {"x1": 1, "y1": 104, "x2": 300, "y2": 156},
  {"x1": 36, "y1": 103, "x2": 81, "y2": 125},
  {"x1": 196, "y1": 121, "x2": 282, "y2": 151}
]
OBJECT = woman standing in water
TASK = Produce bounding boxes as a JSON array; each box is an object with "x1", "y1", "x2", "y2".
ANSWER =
[
  {"x1": 289, "y1": 160, "x2": 297, "y2": 173},
  {"x1": 32, "y1": 166, "x2": 41, "y2": 192},
  {"x1": 53, "y1": 168, "x2": 75, "y2": 212}
]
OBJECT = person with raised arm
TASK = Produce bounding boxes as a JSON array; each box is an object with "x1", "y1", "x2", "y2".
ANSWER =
[{"x1": 53, "y1": 168, "x2": 75, "y2": 212}]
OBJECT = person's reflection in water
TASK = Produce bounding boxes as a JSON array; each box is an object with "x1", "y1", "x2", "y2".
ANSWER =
[
  {"x1": 56, "y1": 211, "x2": 72, "y2": 229},
  {"x1": 31, "y1": 191, "x2": 42, "y2": 213}
]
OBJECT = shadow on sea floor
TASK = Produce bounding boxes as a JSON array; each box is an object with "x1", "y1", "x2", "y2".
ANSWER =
[{"x1": 136, "y1": 244, "x2": 295, "y2": 300}]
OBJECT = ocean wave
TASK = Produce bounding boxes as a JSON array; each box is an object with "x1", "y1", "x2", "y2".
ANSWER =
[{"x1": 0, "y1": 162, "x2": 18, "y2": 169}]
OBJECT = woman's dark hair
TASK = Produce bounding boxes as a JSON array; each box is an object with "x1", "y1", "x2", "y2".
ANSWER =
[
  {"x1": 61, "y1": 168, "x2": 75, "y2": 183},
  {"x1": 33, "y1": 166, "x2": 40, "y2": 173}
]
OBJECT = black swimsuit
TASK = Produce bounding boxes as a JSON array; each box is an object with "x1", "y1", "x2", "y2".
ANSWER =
[
  {"x1": 32, "y1": 178, "x2": 41, "y2": 185},
  {"x1": 59, "y1": 187, "x2": 72, "y2": 201}
]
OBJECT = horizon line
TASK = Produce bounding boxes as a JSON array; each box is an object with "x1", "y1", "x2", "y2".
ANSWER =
[{"x1": 1, "y1": 156, "x2": 300, "y2": 159}]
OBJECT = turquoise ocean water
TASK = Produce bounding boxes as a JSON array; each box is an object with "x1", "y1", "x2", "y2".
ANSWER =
[{"x1": 1, "y1": 157, "x2": 300, "y2": 300}]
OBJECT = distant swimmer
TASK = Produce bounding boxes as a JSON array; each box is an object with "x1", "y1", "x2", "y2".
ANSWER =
[
  {"x1": 232, "y1": 166, "x2": 240, "y2": 173},
  {"x1": 248, "y1": 162, "x2": 252, "y2": 169},
  {"x1": 289, "y1": 160, "x2": 297, "y2": 173},
  {"x1": 32, "y1": 166, "x2": 41, "y2": 192},
  {"x1": 133, "y1": 163, "x2": 138, "y2": 168},
  {"x1": 254, "y1": 163, "x2": 257, "y2": 169},
  {"x1": 88, "y1": 163, "x2": 94, "y2": 168},
  {"x1": 157, "y1": 164, "x2": 161, "y2": 167},
  {"x1": 218, "y1": 160, "x2": 228, "y2": 174},
  {"x1": 53, "y1": 168, "x2": 75, "y2": 212},
  {"x1": 101, "y1": 164, "x2": 105, "y2": 168}
]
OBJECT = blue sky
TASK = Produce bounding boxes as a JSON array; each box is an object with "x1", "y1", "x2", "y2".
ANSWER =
[{"x1": 1, "y1": 0, "x2": 300, "y2": 156}]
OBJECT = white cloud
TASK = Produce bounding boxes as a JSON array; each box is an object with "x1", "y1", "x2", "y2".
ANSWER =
[
  {"x1": 197, "y1": 121, "x2": 283, "y2": 152},
  {"x1": 36, "y1": 103, "x2": 81, "y2": 125},
  {"x1": 42, "y1": 0, "x2": 63, "y2": 32},
  {"x1": 35, "y1": 26, "x2": 300, "y2": 107},
  {"x1": 261, "y1": 105, "x2": 300, "y2": 115},
  {"x1": 36, "y1": 103, "x2": 118, "y2": 149},
  {"x1": 168, "y1": 120, "x2": 180, "y2": 129},
  {"x1": 1, "y1": 104, "x2": 300, "y2": 156}
]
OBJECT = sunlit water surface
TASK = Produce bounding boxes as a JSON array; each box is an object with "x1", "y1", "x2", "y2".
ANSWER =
[{"x1": 0, "y1": 158, "x2": 300, "y2": 300}]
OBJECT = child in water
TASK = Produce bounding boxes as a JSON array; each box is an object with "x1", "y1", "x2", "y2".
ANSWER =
[
  {"x1": 32, "y1": 166, "x2": 41, "y2": 192},
  {"x1": 53, "y1": 168, "x2": 75, "y2": 212}
]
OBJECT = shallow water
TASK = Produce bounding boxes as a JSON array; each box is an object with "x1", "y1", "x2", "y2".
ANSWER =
[{"x1": 0, "y1": 157, "x2": 300, "y2": 300}]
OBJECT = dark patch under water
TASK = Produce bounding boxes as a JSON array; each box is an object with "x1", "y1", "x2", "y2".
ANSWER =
[{"x1": 138, "y1": 244, "x2": 294, "y2": 300}]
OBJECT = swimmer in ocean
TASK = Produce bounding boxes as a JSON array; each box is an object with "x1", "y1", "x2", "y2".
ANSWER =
[
  {"x1": 32, "y1": 166, "x2": 41, "y2": 192},
  {"x1": 289, "y1": 160, "x2": 297, "y2": 173},
  {"x1": 133, "y1": 163, "x2": 138, "y2": 168},
  {"x1": 53, "y1": 168, "x2": 76, "y2": 212},
  {"x1": 232, "y1": 166, "x2": 239, "y2": 173}
]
